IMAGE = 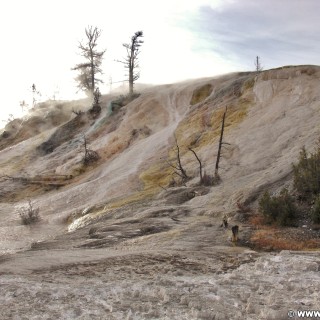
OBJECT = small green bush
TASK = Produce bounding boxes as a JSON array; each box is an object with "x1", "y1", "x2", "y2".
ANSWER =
[
  {"x1": 259, "y1": 188, "x2": 297, "y2": 226},
  {"x1": 293, "y1": 146, "x2": 320, "y2": 199},
  {"x1": 311, "y1": 196, "x2": 320, "y2": 224}
]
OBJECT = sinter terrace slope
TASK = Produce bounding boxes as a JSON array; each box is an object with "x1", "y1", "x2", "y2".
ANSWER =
[{"x1": 0, "y1": 66, "x2": 319, "y2": 319}]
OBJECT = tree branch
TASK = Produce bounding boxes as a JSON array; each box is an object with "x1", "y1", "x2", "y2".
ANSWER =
[{"x1": 188, "y1": 147, "x2": 203, "y2": 183}]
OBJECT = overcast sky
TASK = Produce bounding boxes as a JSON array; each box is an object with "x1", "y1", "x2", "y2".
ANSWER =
[{"x1": 1, "y1": 0, "x2": 319, "y2": 124}]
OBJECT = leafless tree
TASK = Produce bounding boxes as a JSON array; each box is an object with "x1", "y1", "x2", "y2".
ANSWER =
[
  {"x1": 118, "y1": 31, "x2": 143, "y2": 96},
  {"x1": 254, "y1": 56, "x2": 263, "y2": 72},
  {"x1": 19, "y1": 100, "x2": 29, "y2": 112},
  {"x1": 166, "y1": 135, "x2": 189, "y2": 183},
  {"x1": 215, "y1": 107, "x2": 228, "y2": 179},
  {"x1": 73, "y1": 26, "x2": 106, "y2": 97},
  {"x1": 31, "y1": 83, "x2": 41, "y2": 107}
]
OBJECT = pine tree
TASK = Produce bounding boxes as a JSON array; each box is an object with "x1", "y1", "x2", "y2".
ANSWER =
[
  {"x1": 73, "y1": 26, "x2": 106, "y2": 96},
  {"x1": 118, "y1": 31, "x2": 143, "y2": 96}
]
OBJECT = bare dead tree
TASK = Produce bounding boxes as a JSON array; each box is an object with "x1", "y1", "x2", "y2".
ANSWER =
[
  {"x1": 83, "y1": 135, "x2": 100, "y2": 165},
  {"x1": 117, "y1": 31, "x2": 143, "y2": 96},
  {"x1": 254, "y1": 56, "x2": 263, "y2": 72},
  {"x1": 165, "y1": 135, "x2": 189, "y2": 183},
  {"x1": 72, "y1": 26, "x2": 106, "y2": 97},
  {"x1": 188, "y1": 147, "x2": 203, "y2": 183},
  {"x1": 19, "y1": 100, "x2": 29, "y2": 112},
  {"x1": 31, "y1": 84, "x2": 41, "y2": 107},
  {"x1": 215, "y1": 107, "x2": 228, "y2": 178},
  {"x1": 175, "y1": 136, "x2": 188, "y2": 180}
]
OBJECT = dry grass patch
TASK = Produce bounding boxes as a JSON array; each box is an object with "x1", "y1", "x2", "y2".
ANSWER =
[
  {"x1": 248, "y1": 214, "x2": 266, "y2": 226},
  {"x1": 250, "y1": 228, "x2": 320, "y2": 251},
  {"x1": 249, "y1": 213, "x2": 320, "y2": 250}
]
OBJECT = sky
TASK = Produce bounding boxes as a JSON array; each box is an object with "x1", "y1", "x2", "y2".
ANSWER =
[{"x1": 1, "y1": 0, "x2": 320, "y2": 125}]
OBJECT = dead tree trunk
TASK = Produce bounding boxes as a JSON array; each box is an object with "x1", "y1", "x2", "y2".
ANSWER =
[
  {"x1": 83, "y1": 135, "x2": 89, "y2": 159},
  {"x1": 175, "y1": 136, "x2": 188, "y2": 180},
  {"x1": 255, "y1": 56, "x2": 263, "y2": 72},
  {"x1": 188, "y1": 147, "x2": 203, "y2": 183},
  {"x1": 166, "y1": 135, "x2": 189, "y2": 184},
  {"x1": 215, "y1": 107, "x2": 227, "y2": 177}
]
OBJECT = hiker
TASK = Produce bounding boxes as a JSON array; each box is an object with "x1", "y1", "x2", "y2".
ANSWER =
[
  {"x1": 222, "y1": 217, "x2": 228, "y2": 228},
  {"x1": 231, "y1": 225, "x2": 239, "y2": 242}
]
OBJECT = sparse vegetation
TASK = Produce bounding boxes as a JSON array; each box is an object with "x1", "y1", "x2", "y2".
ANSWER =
[
  {"x1": 257, "y1": 142, "x2": 320, "y2": 229},
  {"x1": 293, "y1": 146, "x2": 320, "y2": 200},
  {"x1": 259, "y1": 188, "x2": 297, "y2": 226},
  {"x1": 164, "y1": 105, "x2": 230, "y2": 188},
  {"x1": 83, "y1": 135, "x2": 100, "y2": 165},
  {"x1": 19, "y1": 200, "x2": 40, "y2": 225},
  {"x1": 311, "y1": 195, "x2": 320, "y2": 224},
  {"x1": 250, "y1": 228, "x2": 320, "y2": 251}
]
